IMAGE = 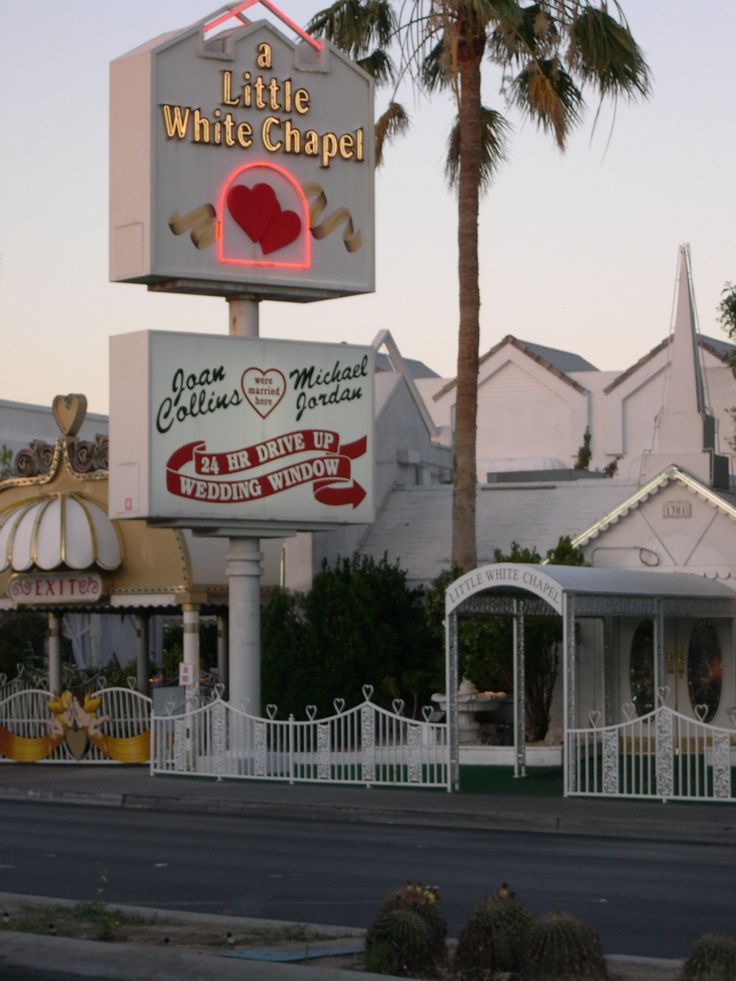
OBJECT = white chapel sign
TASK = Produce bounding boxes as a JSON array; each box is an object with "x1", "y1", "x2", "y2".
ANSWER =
[{"x1": 109, "y1": 7, "x2": 374, "y2": 301}]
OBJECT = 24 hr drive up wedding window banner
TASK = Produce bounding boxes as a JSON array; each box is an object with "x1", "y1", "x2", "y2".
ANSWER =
[{"x1": 108, "y1": 331, "x2": 375, "y2": 527}]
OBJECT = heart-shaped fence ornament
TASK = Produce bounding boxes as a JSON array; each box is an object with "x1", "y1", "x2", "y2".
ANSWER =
[
  {"x1": 126, "y1": 676, "x2": 136, "y2": 690},
  {"x1": 362, "y1": 684, "x2": 374, "y2": 701},
  {"x1": 657, "y1": 686, "x2": 671, "y2": 707},
  {"x1": 588, "y1": 710, "x2": 602, "y2": 728},
  {"x1": 333, "y1": 698, "x2": 345, "y2": 715},
  {"x1": 694, "y1": 704, "x2": 709, "y2": 723},
  {"x1": 214, "y1": 683, "x2": 225, "y2": 700},
  {"x1": 266, "y1": 704, "x2": 278, "y2": 720},
  {"x1": 622, "y1": 702, "x2": 636, "y2": 721},
  {"x1": 392, "y1": 699, "x2": 405, "y2": 716},
  {"x1": 0, "y1": 674, "x2": 6, "y2": 686},
  {"x1": 52, "y1": 393, "x2": 87, "y2": 437},
  {"x1": 421, "y1": 705, "x2": 433, "y2": 722},
  {"x1": 305, "y1": 705, "x2": 317, "y2": 721}
]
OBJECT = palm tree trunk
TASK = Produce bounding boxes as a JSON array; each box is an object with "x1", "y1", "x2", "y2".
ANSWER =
[{"x1": 452, "y1": 41, "x2": 484, "y2": 571}]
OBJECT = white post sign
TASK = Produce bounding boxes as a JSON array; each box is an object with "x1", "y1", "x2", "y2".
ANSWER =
[
  {"x1": 109, "y1": 331, "x2": 375, "y2": 528},
  {"x1": 109, "y1": 7, "x2": 374, "y2": 301}
]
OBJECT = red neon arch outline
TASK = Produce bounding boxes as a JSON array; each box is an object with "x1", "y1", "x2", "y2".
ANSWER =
[
  {"x1": 217, "y1": 161, "x2": 311, "y2": 270},
  {"x1": 204, "y1": 0, "x2": 324, "y2": 52}
]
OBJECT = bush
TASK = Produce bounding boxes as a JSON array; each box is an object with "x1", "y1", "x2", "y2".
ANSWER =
[
  {"x1": 524, "y1": 911, "x2": 609, "y2": 980},
  {"x1": 681, "y1": 932, "x2": 736, "y2": 981},
  {"x1": 364, "y1": 882, "x2": 447, "y2": 977},
  {"x1": 0, "y1": 610, "x2": 48, "y2": 678},
  {"x1": 262, "y1": 556, "x2": 442, "y2": 717},
  {"x1": 453, "y1": 888, "x2": 533, "y2": 978}
]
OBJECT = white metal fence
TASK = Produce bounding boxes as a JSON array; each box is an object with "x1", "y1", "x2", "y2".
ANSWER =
[
  {"x1": 0, "y1": 668, "x2": 27, "y2": 703},
  {"x1": 566, "y1": 703, "x2": 736, "y2": 802},
  {"x1": 151, "y1": 687, "x2": 450, "y2": 790},
  {"x1": 0, "y1": 683, "x2": 152, "y2": 764}
]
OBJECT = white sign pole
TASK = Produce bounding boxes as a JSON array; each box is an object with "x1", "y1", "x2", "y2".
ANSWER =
[{"x1": 226, "y1": 297, "x2": 262, "y2": 713}]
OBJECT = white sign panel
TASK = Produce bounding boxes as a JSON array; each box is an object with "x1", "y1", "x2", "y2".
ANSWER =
[
  {"x1": 109, "y1": 331, "x2": 375, "y2": 527},
  {"x1": 109, "y1": 9, "x2": 374, "y2": 301},
  {"x1": 10, "y1": 573, "x2": 103, "y2": 605}
]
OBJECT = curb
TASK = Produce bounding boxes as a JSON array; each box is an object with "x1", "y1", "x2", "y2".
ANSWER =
[{"x1": 0, "y1": 784, "x2": 731, "y2": 845}]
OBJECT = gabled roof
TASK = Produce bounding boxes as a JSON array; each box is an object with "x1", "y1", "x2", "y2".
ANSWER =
[
  {"x1": 375, "y1": 352, "x2": 440, "y2": 379},
  {"x1": 519, "y1": 340, "x2": 598, "y2": 373},
  {"x1": 360, "y1": 476, "x2": 639, "y2": 584},
  {"x1": 572, "y1": 465, "x2": 736, "y2": 548},
  {"x1": 432, "y1": 335, "x2": 590, "y2": 402},
  {"x1": 604, "y1": 334, "x2": 733, "y2": 395}
]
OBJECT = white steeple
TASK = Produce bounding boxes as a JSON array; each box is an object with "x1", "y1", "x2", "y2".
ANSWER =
[{"x1": 641, "y1": 245, "x2": 729, "y2": 488}]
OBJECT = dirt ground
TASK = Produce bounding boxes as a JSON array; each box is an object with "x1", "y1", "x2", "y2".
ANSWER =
[{"x1": 0, "y1": 899, "x2": 684, "y2": 978}]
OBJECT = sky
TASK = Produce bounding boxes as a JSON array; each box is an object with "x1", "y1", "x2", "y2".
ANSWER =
[{"x1": 1, "y1": 0, "x2": 734, "y2": 415}]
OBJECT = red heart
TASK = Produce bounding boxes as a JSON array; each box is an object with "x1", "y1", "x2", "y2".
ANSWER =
[
  {"x1": 227, "y1": 183, "x2": 280, "y2": 243},
  {"x1": 260, "y1": 210, "x2": 302, "y2": 255}
]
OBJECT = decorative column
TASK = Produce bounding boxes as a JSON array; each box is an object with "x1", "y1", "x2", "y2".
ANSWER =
[
  {"x1": 603, "y1": 616, "x2": 617, "y2": 724},
  {"x1": 513, "y1": 606, "x2": 526, "y2": 778},
  {"x1": 654, "y1": 599, "x2": 666, "y2": 704},
  {"x1": 226, "y1": 537, "x2": 262, "y2": 712},
  {"x1": 445, "y1": 609, "x2": 459, "y2": 793},
  {"x1": 182, "y1": 604, "x2": 201, "y2": 696},
  {"x1": 48, "y1": 611, "x2": 62, "y2": 695},
  {"x1": 216, "y1": 614, "x2": 228, "y2": 696},
  {"x1": 227, "y1": 295, "x2": 262, "y2": 714},
  {"x1": 562, "y1": 593, "x2": 576, "y2": 797},
  {"x1": 134, "y1": 614, "x2": 149, "y2": 694}
]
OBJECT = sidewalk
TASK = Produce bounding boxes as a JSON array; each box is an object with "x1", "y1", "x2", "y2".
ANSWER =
[{"x1": 0, "y1": 763, "x2": 734, "y2": 843}]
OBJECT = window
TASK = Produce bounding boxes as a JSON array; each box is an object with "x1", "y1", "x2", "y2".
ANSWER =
[
  {"x1": 629, "y1": 620, "x2": 654, "y2": 717},
  {"x1": 687, "y1": 621, "x2": 722, "y2": 723}
]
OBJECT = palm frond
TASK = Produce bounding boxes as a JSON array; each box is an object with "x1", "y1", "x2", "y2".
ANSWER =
[
  {"x1": 509, "y1": 57, "x2": 583, "y2": 149},
  {"x1": 489, "y1": 2, "x2": 559, "y2": 65},
  {"x1": 419, "y1": 38, "x2": 450, "y2": 92},
  {"x1": 445, "y1": 106, "x2": 512, "y2": 192},
  {"x1": 358, "y1": 48, "x2": 396, "y2": 84},
  {"x1": 307, "y1": 0, "x2": 397, "y2": 61},
  {"x1": 375, "y1": 101, "x2": 411, "y2": 165},
  {"x1": 568, "y1": 6, "x2": 651, "y2": 99}
]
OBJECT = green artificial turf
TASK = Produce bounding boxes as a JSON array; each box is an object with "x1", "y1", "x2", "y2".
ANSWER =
[{"x1": 459, "y1": 765, "x2": 564, "y2": 796}]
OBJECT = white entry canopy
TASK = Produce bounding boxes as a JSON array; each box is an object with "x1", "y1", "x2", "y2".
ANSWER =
[
  {"x1": 443, "y1": 563, "x2": 736, "y2": 791},
  {"x1": 445, "y1": 563, "x2": 736, "y2": 618}
]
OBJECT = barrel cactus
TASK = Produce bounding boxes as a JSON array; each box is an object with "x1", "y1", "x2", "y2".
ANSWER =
[
  {"x1": 681, "y1": 932, "x2": 736, "y2": 981},
  {"x1": 364, "y1": 882, "x2": 447, "y2": 977},
  {"x1": 453, "y1": 888, "x2": 533, "y2": 978},
  {"x1": 524, "y1": 911, "x2": 609, "y2": 980}
]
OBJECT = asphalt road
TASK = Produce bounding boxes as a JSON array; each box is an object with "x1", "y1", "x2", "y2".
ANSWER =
[{"x1": 1, "y1": 799, "x2": 734, "y2": 960}]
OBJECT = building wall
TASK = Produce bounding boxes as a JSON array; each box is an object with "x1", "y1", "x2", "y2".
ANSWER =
[
  {"x1": 476, "y1": 361, "x2": 580, "y2": 468},
  {"x1": 420, "y1": 341, "x2": 736, "y2": 483},
  {"x1": 1, "y1": 400, "x2": 108, "y2": 458}
]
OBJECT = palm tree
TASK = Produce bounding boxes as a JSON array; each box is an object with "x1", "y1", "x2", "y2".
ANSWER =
[{"x1": 308, "y1": 0, "x2": 651, "y2": 571}]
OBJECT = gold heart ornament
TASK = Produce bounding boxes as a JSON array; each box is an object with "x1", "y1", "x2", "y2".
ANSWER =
[
  {"x1": 65, "y1": 728, "x2": 89, "y2": 760},
  {"x1": 52, "y1": 394, "x2": 88, "y2": 437}
]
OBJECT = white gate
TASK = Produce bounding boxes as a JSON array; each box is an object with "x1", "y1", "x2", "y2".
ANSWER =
[
  {"x1": 151, "y1": 686, "x2": 449, "y2": 790},
  {"x1": 566, "y1": 703, "x2": 736, "y2": 802},
  {"x1": 0, "y1": 684, "x2": 152, "y2": 764}
]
